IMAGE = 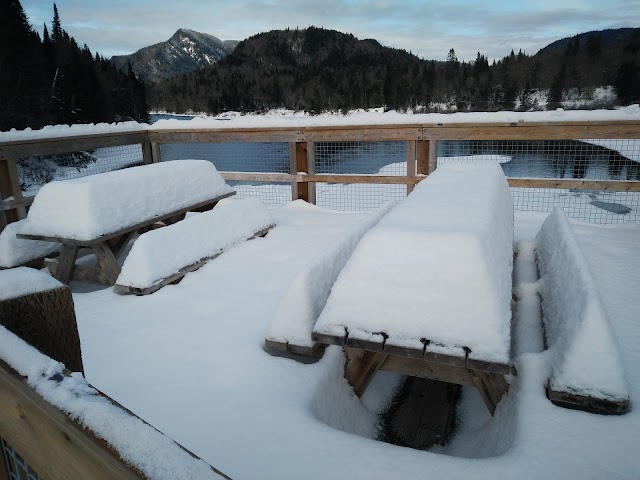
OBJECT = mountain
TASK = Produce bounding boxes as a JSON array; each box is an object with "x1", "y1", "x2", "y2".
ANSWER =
[
  {"x1": 149, "y1": 27, "x2": 442, "y2": 113},
  {"x1": 111, "y1": 29, "x2": 238, "y2": 84},
  {"x1": 148, "y1": 26, "x2": 640, "y2": 115},
  {"x1": 537, "y1": 28, "x2": 640, "y2": 55}
]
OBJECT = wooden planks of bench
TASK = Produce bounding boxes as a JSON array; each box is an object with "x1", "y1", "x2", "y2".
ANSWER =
[
  {"x1": 114, "y1": 225, "x2": 273, "y2": 296},
  {"x1": 17, "y1": 192, "x2": 235, "y2": 286}
]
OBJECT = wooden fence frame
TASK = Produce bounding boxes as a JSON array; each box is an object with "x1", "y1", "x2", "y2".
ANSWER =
[{"x1": 2, "y1": 120, "x2": 640, "y2": 229}]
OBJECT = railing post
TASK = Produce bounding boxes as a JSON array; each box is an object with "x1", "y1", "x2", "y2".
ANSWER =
[
  {"x1": 142, "y1": 142, "x2": 161, "y2": 164},
  {"x1": 407, "y1": 141, "x2": 417, "y2": 195},
  {"x1": 290, "y1": 142, "x2": 315, "y2": 203},
  {"x1": 417, "y1": 140, "x2": 438, "y2": 176},
  {"x1": 306, "y1": 141, "x2": 316, "y2": 205},
  {"x1": 428, "y1": 140, "x2": 439, "y2": 174},
  {"x1": 0, "y1": 158, "x2": 26, "y2": 231}
]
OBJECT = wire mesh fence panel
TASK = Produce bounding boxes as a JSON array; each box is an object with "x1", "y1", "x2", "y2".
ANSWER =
[
  {"x1": 1, "y1": 437, "x2": 41, "y2": 480},
  {"x1": 229, "y1": 181, "x2": 292, "y2": 207},
  {"x1": 315, "y1": 182, "x2": 407, "y2": 211},
  {"x1": 16, "y1": 144, "x2": 144, "y2": 197},
  {"x1": 159, "y1": 142, "x2": 290, "y2": 173},
  {"x1": 315, "y1": 142, "x2": 407, "y2": 175},
  {"x1": 438, "y1": 139, "x2": 640, "y2": 223}
]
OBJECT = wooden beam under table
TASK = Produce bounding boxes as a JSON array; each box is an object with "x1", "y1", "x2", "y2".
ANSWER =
[
  {"x1": 338, "y1": 340, "x2": 509, "y2": 415},
  {"x1": 344, "y1": 350, "x2": 389, "y2": 398}
]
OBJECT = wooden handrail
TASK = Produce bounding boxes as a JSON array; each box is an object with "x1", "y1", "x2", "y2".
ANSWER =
[{"x1": 1, "y1": 120, "x2": 639, "y2": 231}]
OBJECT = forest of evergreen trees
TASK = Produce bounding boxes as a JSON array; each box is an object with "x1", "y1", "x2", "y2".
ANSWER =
[
  {"x1": 0, "y1": 0, "x2": 148, "y2": 131},
  {"x1": 149, "y1": 27, "x2": 640, "y2": 115}
]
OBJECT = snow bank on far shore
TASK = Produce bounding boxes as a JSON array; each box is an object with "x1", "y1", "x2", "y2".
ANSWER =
[{"x1": 2, "y1": 105, "x2": 639, "y2": 142}]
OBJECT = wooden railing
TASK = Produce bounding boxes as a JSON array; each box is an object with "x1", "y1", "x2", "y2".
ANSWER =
[
  {"x1": 1, "y1": 118, "x2": 640, "y2": 477},
  {"x1": 2, "y1": 120, "x2": 640, "y2": 230}
]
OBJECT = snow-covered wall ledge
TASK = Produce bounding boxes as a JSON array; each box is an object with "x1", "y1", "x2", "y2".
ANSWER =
[
  {"x1": 535, "y1": 208, "x2": 630, "y2": 414},
  {"x1": 0, "y1": 325, "x2": 230, "y2": 479},
  {"x1": 2, "y1": 105, "x2": 640, "y2": 144}
]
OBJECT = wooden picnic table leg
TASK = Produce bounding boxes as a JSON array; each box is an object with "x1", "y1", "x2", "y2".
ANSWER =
[
  {"x1": 344, "y1": 350, "x2": 389, "y2": 398},
  {"x1": 91, "y1": 243, "x2": 121, "y2": 286},
  {"x1": 467, "y1": 368, "x2": 509, "y2": 415},
  {"x1": 107, "y1": 231, "x2": 136, "y2": 260},
  {"x1": 53, "y1": 245, "x2": 80, "y2": 284}
]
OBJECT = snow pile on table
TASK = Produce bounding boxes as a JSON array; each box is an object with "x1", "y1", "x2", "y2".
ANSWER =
[
  {"x1": 0, "y1": 220, "x2": 59, "y2": 268},
  {"x1": 0, "y1": 267, "x2": 63, "y2": 301},
  {"x1": 265, "y1": 201, "x2": 395, "y2": 349},
  {"x1": 18, "y1": 160, "x2": 234, "y2": 241},
  {"x1": 0, "y1": 325, "x2": 225, "y2": 480},
  {"x1": 535, "y1": 208, "x2": 629, "y2": 402},
  {"x1": 116, "y1": 198, "x2": 274, "y2": 291},
  {"x1": 314, "y1": 162, "x2": 514, "y2": 364}
]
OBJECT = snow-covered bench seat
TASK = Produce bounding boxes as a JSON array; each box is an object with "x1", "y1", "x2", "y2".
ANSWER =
[
  {"x1": 114, "y1": 198, "x2": 275, "y2": 295},
  {"x1": 0, "y1": 219, "x2": 60, "y2": 268},
  {"x1": 264, "y1": 201, "x2": 395, "y2": 359},
  {"x1": 16, "y1": 160, "x2": 235, "y2": 285},
  {"x1": 0, "y1": 267, "x2": 83, "y2": 372},
  {"x1": 536, "y1": 208, "x2": 630, "y2": 414},
  {"x1": 313, "y1": 162, "x2": 514, "y2": 415}
]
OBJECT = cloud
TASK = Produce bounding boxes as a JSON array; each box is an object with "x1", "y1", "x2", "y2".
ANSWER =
[{"x1": 21, "y1": 0, "x2": 640, "y2": 60}]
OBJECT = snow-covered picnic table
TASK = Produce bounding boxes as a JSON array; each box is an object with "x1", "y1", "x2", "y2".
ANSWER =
[
  {"x1": 16, "y1": 160, "x2": 235, "y2": 285},
  {"x1": 313, "y1": 163, "x2": 514, "y2": 414}
]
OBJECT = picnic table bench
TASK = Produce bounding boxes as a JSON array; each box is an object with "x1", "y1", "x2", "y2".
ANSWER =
[
  {"x1": 16, "y1": 160, "x2": 235, "y2": 286},
  {"x1": 313, "y1": 162, "x2": 515, "y2": 415}
]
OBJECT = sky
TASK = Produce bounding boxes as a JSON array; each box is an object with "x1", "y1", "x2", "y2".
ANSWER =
[{"x1": 21, "y1": 0, "x2": 640, "y2": 62}]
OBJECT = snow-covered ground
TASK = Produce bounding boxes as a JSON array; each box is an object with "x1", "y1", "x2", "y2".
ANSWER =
[{"x1": 62, "y1": 202, "x2": 640, "y2": 479}]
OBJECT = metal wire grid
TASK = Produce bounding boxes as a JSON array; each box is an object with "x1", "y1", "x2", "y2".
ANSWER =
[
  {"x1": 1, "y1": 437, "x2": 41, "y2": 480},
  {"x1": 315, "y1": 183, "x2": 407, "y2": 211},
  {"x1": 159, "y1": 142, "x2": 290, "y2": 173},
  {"x1": 229, "y1": 181, "x2": 292, "y2": 208},
  {"x1": 315, "y1": 142, "x2": 407, "y2": 175},
  {"x1": 438, "y1": 139, "x2": 640, "y2": 224},
  {"x1": 159, "y1": 142, "x2": 292, "y2": 208},
  {"x1": 16, "y1": 144, "x2": 144, "y2": 197},
  {"x1": 313, "y1": 141, "x2": 407, "y2": 211}
]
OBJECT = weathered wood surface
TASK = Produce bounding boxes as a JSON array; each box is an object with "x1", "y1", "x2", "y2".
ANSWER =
[
  {"x1": 0, "y1": 132, "x2": 148, "y2": 159},
  {"x1": 0, "y1": 286, "x2": 83, "y2": 373},
  {"x1": 380, "y1": 377, "x2": 460, "y2": 450},
  {"x1": 300, "y1": 174, "x2": 424, "y2": 185},
  {"x1": 263, "y1": 338, "x2": 327, "y2": 360},
  {"x1": 0, "y1": 158, "x2": 26, "y2": 225},
  {"x1": 0, "y1": 196, "x2": 35, "y2": 212},
  {"x1": 318, "y1": 323, "x2": 511, "y2": 415},
  {"x1": 345, "y1": 350, "x2": 389, "y2": 398},
  {"x1": 508, "y1": 178, "x2": 640, "y2": 191},
  {"x1": 312, "y1": 330, "x2": 510, "y2": 374},
  {"x1": 546, "y1": 383, "x2": 630, "y2": 415},
  {"x1": 0, "y1": 358, "x2": 231, "y2": 480},
  {"x1": 221, "y1": 172, "x2": 291, "y2": 183},
  {"x1": 0, "y1": 360, "x2": 144, "y2": 480},
  {"x1": 406, "y1": 140, "x2": 417, "y2": 195}
]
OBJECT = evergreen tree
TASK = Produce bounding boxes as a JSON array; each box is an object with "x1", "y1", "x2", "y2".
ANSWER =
[{"x1": 615, "y1": 62, "x2": 640, "y2": 105}]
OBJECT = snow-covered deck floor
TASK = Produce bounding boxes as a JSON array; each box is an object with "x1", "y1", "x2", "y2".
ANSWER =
[{"x1": 72, "y1": 203, "x2": 640, "y2": 479}]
